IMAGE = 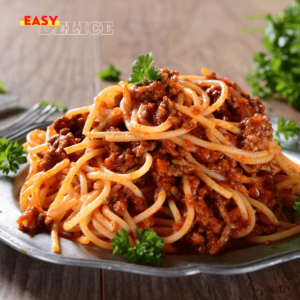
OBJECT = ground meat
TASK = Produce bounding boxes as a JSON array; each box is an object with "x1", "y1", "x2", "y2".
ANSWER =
[
  {"x1": 20, "y1": 68, "x2": 287, "y2": 257},
  {"x1": 53, "y1": 113, "x2": 88, "y2": 139},
  {"x1": 159, "y1": 140, "x2": 188, "y2": 157},
  {"x1": 153, "y1": 96, "x2": 179, "y2": 126},
  {"x1": 194, "y1": 198, "x2": 224, "y2": 236},
  {"x1": 152, "y1": 153, "x2": 197, "y2": 178},
  {"x1": 36, "y1": 113, "x2": 88, "y2": 171},
  {"x1": 205, "y1": 84, "x2": 234, "y2": 121},
  {"x1": 104, "y1": 142, "x2": 137, "y2": 173},
  {"x1": 186, "y1": 231, "x2": 207, "y2": 247},
  {"x1": 153, "y1": 99, "x2": 169, "y2": 125},
  {"x1": 132, "y1": 141, "x2": 158, "y2": 157},
  {"x1": 138, "y1": 103, "x2": 156, "y2": 124},
  {"x1": 226, "y1": 166, "x2": 244, "y2": 190},
  {"x1": 203, "y1": 77, "x2": 265, "y2": 122},
  {"x1": 151, "y1": 170, "x2": 181, "y2": 200},
  {"x1": 206, "y1": 158, "x2": 243, "y2": 190},
  {"x1": 247, "y1": 174, "x2": 278, "y2": 209},
  {"x1": 138, "y1": 95, "x2": 190, "y2": 129},
  {"x1": 17, "y1": 206, "x2": 52, "y2": 231},
  {"x1": 172, "y1": 188, "x2": 231, "y2": 255},
  {"x1": 239, "y1": 114, "x2": 273, "y2": 151},
  {"x1": 107, "y1": 184, "x2": 128, "y2": 216},
  {"x1": 217, "y1": 126, "x2": 238, "y2": 146},
  {"x1": 130, "y1": 69, "x2": 181, "y2": 103},
  {"x1": 249, "y1": 97, "x2": 265, "y2": 114},
  {"x1": 192, "y1": 125, "x2": 207, "y2": 140},
  {"x1": 207, "y1": 158, "x2": 231, "y2": 175},
  {"x1": 37, "y1": 129, "x2": 76, "y2": 171},
  {"x1": 107, "y1": 184, "x2": 146, "y2": 216},
  {"x1": 193, "y1": 147, "x2": 224, "y2": 164},
  {"x1": 114, "y1": 93, "x2": 123, "y2": 107},
  {"x1": 105, "y1": 108, "x2": 123, "y2": 129},
  {"x1": 246, "y1": 159, "x2": 281, "y2": 175},
  {"x1": 227, "y1": 207, "x2": 241, "y2": 222},
  {"x1": 250, "y1": 224, "x2": 280, "y2": 236}
]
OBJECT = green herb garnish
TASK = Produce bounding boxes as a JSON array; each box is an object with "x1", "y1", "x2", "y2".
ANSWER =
[
  {"x1": 127, "y1": 52, "x2": 161, "y2": 85},
  {"x1": 273, "y1": 118, "x2": 300, "y2": 144},
  {"x1": 40, "y1": 99, "x2": 49, "y2": 108},
  {"x1": 0, "y1": 81, "x2": 7, "y2": 94},
  {"x1": 111, "y1": 228, "x2": 164, "y2": 266},
  {"x1": 40, "y1": 100, "x2": 67, "y2": 113},
  {"x1": 98, "y1": 64, "x2": 121, "y2": 82},
  {"x1": 0, "y1": 139, "x2": 27, "y2": 175},
  {"x1": 246, "y1": 0, "x2": 300, "y2": 110},
  {"x1": 52, "y1": 102, "x2": 67, "y2": 113},
  {"x1": 294, "y1": 197, "x2": 300, "y2": 219}
]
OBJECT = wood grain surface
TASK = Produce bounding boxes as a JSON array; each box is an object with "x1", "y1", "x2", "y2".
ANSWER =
[{"x1": 0, "y1": 0, "x2": 300, "y2": 299}]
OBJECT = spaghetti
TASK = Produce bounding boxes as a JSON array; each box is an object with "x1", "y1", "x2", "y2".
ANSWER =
[{"x1": 17, "y1": 67, "x2": 300, "y2": 256}]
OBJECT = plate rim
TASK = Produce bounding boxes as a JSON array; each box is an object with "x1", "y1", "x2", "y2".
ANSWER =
[{"x1": 1, "y1": 115, "x2": 300, "y2": 277}]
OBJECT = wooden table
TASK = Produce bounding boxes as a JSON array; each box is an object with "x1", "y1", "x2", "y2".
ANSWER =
[{"x1": 1, "y1": 0, "x2": 300, "y2": 299}]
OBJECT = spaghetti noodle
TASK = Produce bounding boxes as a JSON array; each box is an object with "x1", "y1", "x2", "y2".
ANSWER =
[{"x1": 17, "y1": 67, "x2": 300, "y2": 256}]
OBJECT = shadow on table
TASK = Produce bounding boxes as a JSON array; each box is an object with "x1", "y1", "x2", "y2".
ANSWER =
[{"x1": 0, "y1": 241, "x2": 101, "y2": 300}]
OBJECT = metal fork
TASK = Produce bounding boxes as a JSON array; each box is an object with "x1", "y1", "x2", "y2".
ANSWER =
[
  {"x1": 0, "y1": 102, "x2": 57, "y2": 136},
  {"x1": 5, "y1": 120, "x2": 53, "y2": 143},
  {"x1": 1, "y1": 101, "x2": 58, "y2": 142}
]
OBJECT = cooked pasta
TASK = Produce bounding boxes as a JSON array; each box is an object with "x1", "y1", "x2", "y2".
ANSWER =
[{"x1": 17, "y1": 67, "x2": 300, "y2": 256}]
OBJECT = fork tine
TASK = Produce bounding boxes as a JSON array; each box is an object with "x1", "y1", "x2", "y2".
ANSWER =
[
  {"x1": 6, "y1": 121, "x2": 53, "y2": 143},
  {"x1": 0, "y1": 108, "x2": 45, "y2": 137},
  {"x1": 36, "y1": 106, "x2": 57, "y2": 123},
  {"x1": 0, "y1": 102, "x2": 41, "y2": 132},
  {"x1": 0, "y1": 107, "x2": 46, "y2": 136},
  {"x1": 21, "y1": 104, "x2": 54, "y2": 126},
  {"x1": 1, "y1": 104, "x2": 54, "y2": 136}
]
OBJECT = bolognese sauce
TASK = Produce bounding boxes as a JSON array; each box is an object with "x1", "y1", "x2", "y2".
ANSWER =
[{"x1": 18, "y1": 67, "x2": 300, "y2": 257}]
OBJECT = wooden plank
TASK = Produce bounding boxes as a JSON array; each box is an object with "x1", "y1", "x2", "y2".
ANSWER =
[
  {"x1": 247, "y1": 260, "x2": 300, "y2": 300},
  {"x1": 103, "y1": 269, "x2": 257, "y2": 300},
  {"x1": 0, "y1": 241, "x2": 101, "y2": 300},
  {"x1": 97, "y1": 0, "x2": 300, "y2": 122},
  {"x1": 0, "y1": 1, "x2": 103, "y2": 299},
  {"x1": 99, "y1": 0, "x2": 300, "y2": 298},
  {"x1": 103, "y1": 259, "x2": 300, "y2": 300},
  {"x1": 0, "y1": 0, "x2": 97, "y2": 129},
  {"x1": 0, "y1": 0, "x2": 300, "y2": 299}
]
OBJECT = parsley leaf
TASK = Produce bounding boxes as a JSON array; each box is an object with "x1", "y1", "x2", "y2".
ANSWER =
[
  {"x1": 98, "y1": 64, "x2": 121, "y2": 81},
  {"x1": 0, "y1": 81, "x2": 6, "y2": 94},
  {"x1": 294, "y1": 197, "x2": 300, "y2": 219},
  {"x1": 40, "y1": 99, "x2": 49, "y2": 108},
  {"x1": 0, "y1": 139, "x2": 27, "y2": 175},
  {"x1": 40, "y1": 100, "x2": 67, "y2": 113},
  {"x1": 52, "y1": 101, "x2": 67, "y2": 113},
  {"x1": 273, "y1": 118, "x2": 300, "y2": 144},
  {"x1": 111, "y1": 228, "x2": 164, "y2": 266},
  {"x1": 246, "y1": 0, "x2": 300, "y2": 110},
  {"x1": 127, "y1": 52, "x2": 161, "y2": 85}
]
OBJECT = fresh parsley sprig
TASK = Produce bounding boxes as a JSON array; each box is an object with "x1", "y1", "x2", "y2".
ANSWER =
[
  {"x1": 273, "y1": 118, "x2": 300, "y2": 144},
  {"x1": 294, "y1": 197, "x2": 300, "y2": 219},
  {"x1": 98, "y1": 64, "x2": 121, "y2": 82},
  {"x1": 0, "y1": 139, "x2": 27, "y2": 175},
  {"x1": 52, "y1": 101, "x2": 67, "y2": 113},
  {"x1": 111, "y1": 228, "x2": 164, "y2": 266},
  {"x1": 127, "y1": 52, "x2": 161, "y2": 85},
  {"x1": 40, "y1": 100, "x2": 67, "y2": 113},
  {"x1": 0, "y1": 81, "x2": 6, "y2": 94},
  {"x1": 246, "y1": 0, "x2": 300, "y2": 110}
]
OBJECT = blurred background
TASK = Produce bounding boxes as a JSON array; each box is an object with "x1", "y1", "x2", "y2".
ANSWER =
[
  {"x1": 1, "y1": 1, "x2": 300, "y2": 299},
  {"x1": 0, "y1": 0, "x2": 299, "y2": 124}
]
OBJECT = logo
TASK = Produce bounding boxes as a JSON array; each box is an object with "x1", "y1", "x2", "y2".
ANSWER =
[
  {"x1": 38, "y1": 21, "x2": 113, "y2": 35},
  {"x1": 20, "y1": 16, "x2": 60, "y2": 27},
  {"x1": 20, "y1": 16, "x2": 113, "y2": 35}
]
